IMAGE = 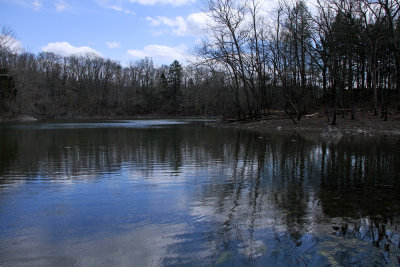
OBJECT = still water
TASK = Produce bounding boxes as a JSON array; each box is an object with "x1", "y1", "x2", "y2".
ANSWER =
[{"x1": 0, "y1": 120, "x2": 399, "y2": 266}]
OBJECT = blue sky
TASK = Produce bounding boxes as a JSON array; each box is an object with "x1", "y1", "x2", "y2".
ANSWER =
[{"x1": 0, "y1": 0, "x2": 209, "y2": 65}]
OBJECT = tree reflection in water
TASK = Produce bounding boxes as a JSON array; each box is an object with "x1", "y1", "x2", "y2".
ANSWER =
[{"x1": 0, "y1": 122, "x2": 399, "y2": 266}]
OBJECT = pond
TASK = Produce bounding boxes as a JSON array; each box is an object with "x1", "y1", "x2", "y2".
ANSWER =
[{"x1": 0, "y1": 119, "x2": 399, "y2": 266}]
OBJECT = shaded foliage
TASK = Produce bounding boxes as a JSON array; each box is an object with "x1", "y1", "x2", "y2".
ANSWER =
[{"x1": 0, "y1": 52, "x2": 220, "y2": 117}]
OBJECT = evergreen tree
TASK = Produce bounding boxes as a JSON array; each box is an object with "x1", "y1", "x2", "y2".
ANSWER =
[{"x1": 168, "y1": 60, "x2": 183, "y2": 112}]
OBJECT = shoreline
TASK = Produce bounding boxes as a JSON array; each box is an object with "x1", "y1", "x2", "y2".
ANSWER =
[
  {"x1": 206, "y1": 112, "x2": 400, "y2": 136},
  {"x1": 2, "y1": 113, "x2": 400, "y2": 136},
  {"x1": 0, "y1": 114, "x2": 220, "y2": 123}
]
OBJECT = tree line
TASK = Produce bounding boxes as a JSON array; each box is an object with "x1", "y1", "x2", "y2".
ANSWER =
[
  {"x1": 0, "y1": 49, "x2": 224, "y2": 118},
  {"x1": 198, "y1": 0, "x2": 400, "y2": 122},
  {"x1": 1, "y1": 0, "x2": 400, "y2": 122}
]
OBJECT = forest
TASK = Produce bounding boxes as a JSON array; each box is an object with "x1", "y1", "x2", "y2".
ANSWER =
[{"x1": 1, "y1": 0, "x2": 400, "y2": 123}]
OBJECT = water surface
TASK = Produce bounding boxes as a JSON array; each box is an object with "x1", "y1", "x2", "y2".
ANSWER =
[{"x1": 0, "y1": 120, "x2": 399, "y2": 266}]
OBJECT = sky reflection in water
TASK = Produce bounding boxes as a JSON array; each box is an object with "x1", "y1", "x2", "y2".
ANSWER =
[{"x1": 0, "y1": 120, "x2": 399, "y2": 266}]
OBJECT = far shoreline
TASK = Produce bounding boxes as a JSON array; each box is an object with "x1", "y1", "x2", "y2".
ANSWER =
[
  {"x1": 2, "y1": 112, "x2": 400, "y2": 137},
  {"x1": 0, "y1": 114, "x2": 220, "y2": 123}
]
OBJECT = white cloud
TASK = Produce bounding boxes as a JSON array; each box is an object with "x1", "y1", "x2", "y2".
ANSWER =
[
  {"x1": 186, "y1": 12, "x2": 210, "y2": 35},
  {"x1": 127, "y1": 44, "x2": 190, "y2": 64},
  {"x1": 0, "y1": 35, "x2": 23, "y2": 53},
  {"x1": 94, "y1": 0, "x2": 193, "y2": 9},
  {"x1": 146, "y1": 16, "x2": 186, "y2": 36},
  {"x1": 7, "y1": 0, "x2": 71, "y2": 11},
  {"x1": 42, "y1": 42, "x2": 102, "y2": 57},
  {"x1": 107, "y1": 5, "x2": 135, "y2": 15},
  {"x1": 55, "y1": 0, "x2": 67, "y2": 11},
  {"x1": 32, "y1": 0, "x2": 42, "y2": 10},
  {"x1": 106, "y1": 41, "x2": 120, "y2": 49},
  {"x1": 146, "y1": 12, "x2": 210, "y2": 37},
  {"x1": 128, "y1": 0, "x2": 194, "y2": 6}
]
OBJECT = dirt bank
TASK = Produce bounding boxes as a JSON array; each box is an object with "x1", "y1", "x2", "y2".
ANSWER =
[{"x1": 207, "y1": 111, "x2": 400, "y2": 136}]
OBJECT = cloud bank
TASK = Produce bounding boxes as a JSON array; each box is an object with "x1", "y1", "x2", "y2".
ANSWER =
[
  {"x1": 127, "y1": 44, "x2": 190, "y2": 64},
  {"x1": 146, "y1": 12, "x2": 210, "y2": 36},
  {"x1": 42, "y1": 42, "x2": 102, "y2": 57}
]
